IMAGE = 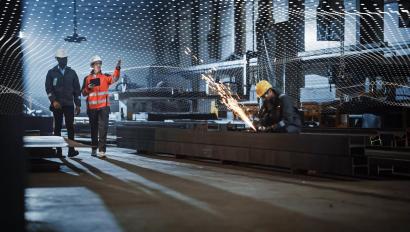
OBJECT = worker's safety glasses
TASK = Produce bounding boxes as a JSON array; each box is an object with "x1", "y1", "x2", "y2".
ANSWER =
[{"x1": 93, "y1": 62, "x2": 102, "y2": 66}]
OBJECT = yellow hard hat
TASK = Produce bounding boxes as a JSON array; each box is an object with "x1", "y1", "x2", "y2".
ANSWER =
[{"x1": 256, "y1": 80, "x2": 272, "y2": 98}]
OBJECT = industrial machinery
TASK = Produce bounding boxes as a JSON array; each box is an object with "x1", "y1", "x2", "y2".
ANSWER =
[
  {"x1": 114, "y1": 0, "x2": 410, "y2": 178},
  {"x1": 117, "y1": 87, "x2": 218, "y2": 121}
]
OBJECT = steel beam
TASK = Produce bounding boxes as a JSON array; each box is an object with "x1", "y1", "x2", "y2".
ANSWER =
[{"x1": 117, "y1": 124, "x2": 367, "y2": 176}]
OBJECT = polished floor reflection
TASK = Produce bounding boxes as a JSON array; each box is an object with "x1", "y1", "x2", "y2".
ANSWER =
[{"x1": 27, "y1": 147, "x2": 410, "y2": 232}]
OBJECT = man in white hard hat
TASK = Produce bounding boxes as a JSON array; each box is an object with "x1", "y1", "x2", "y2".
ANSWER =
[
  {"x1": 82, "y1": 55, "x2": 121, "y2": 158},
  {"x1": 45, "y1": 48, "x2": 81, "y2": 157}
]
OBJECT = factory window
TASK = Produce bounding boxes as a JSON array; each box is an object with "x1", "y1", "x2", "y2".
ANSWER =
[
  {"x1": 316, "y1": 0, "x2": 344, "y2": 41},
  {"x1": 305, "y1": 0, "x2": 358, "y2": 51},
  {"x1": 272, "y1": 0, "x2": 289, "y2": 23},
  {"x1": 385, "y1": 1, "x2": 410, "y2": 45}
]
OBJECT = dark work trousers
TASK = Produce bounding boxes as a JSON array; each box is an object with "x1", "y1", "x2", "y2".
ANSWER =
[
  {"x1": 87, "y1": 106, "x2": 110, "y2": 152},
  {"x1": 53, "y1": 106, "x2": 75, "y2": 154}
]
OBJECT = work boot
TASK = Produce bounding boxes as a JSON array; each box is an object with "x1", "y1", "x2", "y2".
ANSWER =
[
  {"x1": 91, "y1": 149, "x2": 97, "y2": 157},
  {"x1": 68, "y1": 149, "x2": 79, "y2": 158},
  {"x1": 98, "y1": 151, "x2": 106, "y2": 159}
]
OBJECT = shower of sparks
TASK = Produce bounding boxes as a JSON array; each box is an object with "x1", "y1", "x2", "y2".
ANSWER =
[
  {"x1": 184, "y1": 46, "x2": 256, "y2": 130},
  {"x1": 202, "y1": 71, "x2": 256, "y2": 131}
]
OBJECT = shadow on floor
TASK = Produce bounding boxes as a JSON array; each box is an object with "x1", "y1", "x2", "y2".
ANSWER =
[{"x1": 27, "y1": 154, "x2": 408, "y2": 232}]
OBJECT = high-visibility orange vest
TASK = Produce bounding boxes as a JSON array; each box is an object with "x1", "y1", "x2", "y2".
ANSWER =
[{"x1": 82, "y1": 68, "x2": 120, "y2": 110}]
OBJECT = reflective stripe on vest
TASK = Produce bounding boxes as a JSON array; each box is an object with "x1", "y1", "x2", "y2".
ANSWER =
[
  {"x1": 88, "y1": 91, "x2": 109, "y2": 97},
  {"x1": 85, "y1": 73, "x2": 114, "y2": 109},
  {"x1": 88, "y1": 99, "x2": 107, "y2": 105}
]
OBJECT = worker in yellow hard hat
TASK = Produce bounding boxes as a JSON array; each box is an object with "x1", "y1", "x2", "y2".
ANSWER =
[{"x1": 255, "y1": 80, "x2": 301, "y2": 133}]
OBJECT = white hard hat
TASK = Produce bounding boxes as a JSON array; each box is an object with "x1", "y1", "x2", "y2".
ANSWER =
[
  {"x1": 90, "y1": 55, "x2": 102, "y2": 66},
  {"x1": 55, "y1": 48, "x2": 67, "y2": 58}
]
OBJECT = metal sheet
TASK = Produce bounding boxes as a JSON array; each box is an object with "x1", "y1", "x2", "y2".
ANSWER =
[
  {"x1": 24, "y1": 136, "x2": 67, "y2": 148},
  {"x1": 117, "y1": 125, "x2": 366, "y2": 175}
]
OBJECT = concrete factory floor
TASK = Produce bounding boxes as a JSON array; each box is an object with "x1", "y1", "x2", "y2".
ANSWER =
[{"x1": 27, "y1": 147, "x2": 410, "y2": 232}]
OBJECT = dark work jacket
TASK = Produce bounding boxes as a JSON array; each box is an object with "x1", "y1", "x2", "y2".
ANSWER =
[
  {"x1": 45, "y1": 65, "x2": 81, "y2": 107},
  {"x1": 259, "y1": 94, "x2": 302, "y2": 133}
]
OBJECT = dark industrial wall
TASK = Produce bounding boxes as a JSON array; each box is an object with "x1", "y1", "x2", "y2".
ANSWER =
[
  {"x1": 398, "y1": 0, "x2": 410, "y2": 28},
  {"x1": 360, "y1": 0, "x2": 384, "y2": 45},
  {"x1": 256, "y1": 0, "x2": 304, "y2": 103},
  {"x1": 0, "y1": 0, "x2": 26, "y2": 230}
]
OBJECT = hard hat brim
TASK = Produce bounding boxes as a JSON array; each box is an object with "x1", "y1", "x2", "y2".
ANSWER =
[
  {"x1": 257, "y1": 88, "x2": 271, "y2": 98},
  {"x1": 90, "y1": 61, "x2": 102, "y2": 66}
]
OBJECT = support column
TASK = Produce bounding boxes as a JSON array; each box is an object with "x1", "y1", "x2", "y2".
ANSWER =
[{"x1": 0, "y1": 0, "x2": 25, "y2": 230}]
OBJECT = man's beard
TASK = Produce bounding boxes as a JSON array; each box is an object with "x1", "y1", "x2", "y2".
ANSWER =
[
  {"x1": 57, "y1": 58, "x2": 67, "y2": 69},
  {"x1": 267, "y1": 96, "x2": 278, "y2": 107}
]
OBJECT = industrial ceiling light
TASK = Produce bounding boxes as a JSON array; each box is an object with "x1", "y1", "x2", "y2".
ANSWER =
[{"x1": 64, "y1": 0, "x2": 86, "y2": 43}]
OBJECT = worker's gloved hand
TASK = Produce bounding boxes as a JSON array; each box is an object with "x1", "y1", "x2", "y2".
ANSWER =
[
  {"x1": 258, "y1": 125, "x2": 278, "y2": 132},
  {"x1": 116, "y1": 59, "x2": 121, "y2": 69},
  {"x1": 258, "y1": 126, "x2": 268, "y2": 132},
  {"x1": 53, "y1": 101, "x2": 62, "y2": 110},
  {"x1": 75, "y1": 106, "x2": 81, "y2": 116},
  {"x1": 88, "y1": 83, "x2": 95, "y2": 89},
  {"x1": 252, "y1": 120, "x2": 260, "y2": 129},
  {"x1": 270, "y1": 124, "x2": 278, "y2": 131}
]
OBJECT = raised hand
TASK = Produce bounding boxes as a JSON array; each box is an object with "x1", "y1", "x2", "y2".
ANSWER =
[{"x1": 116, "y1": 59, "x2": 121, "y2": 69}]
